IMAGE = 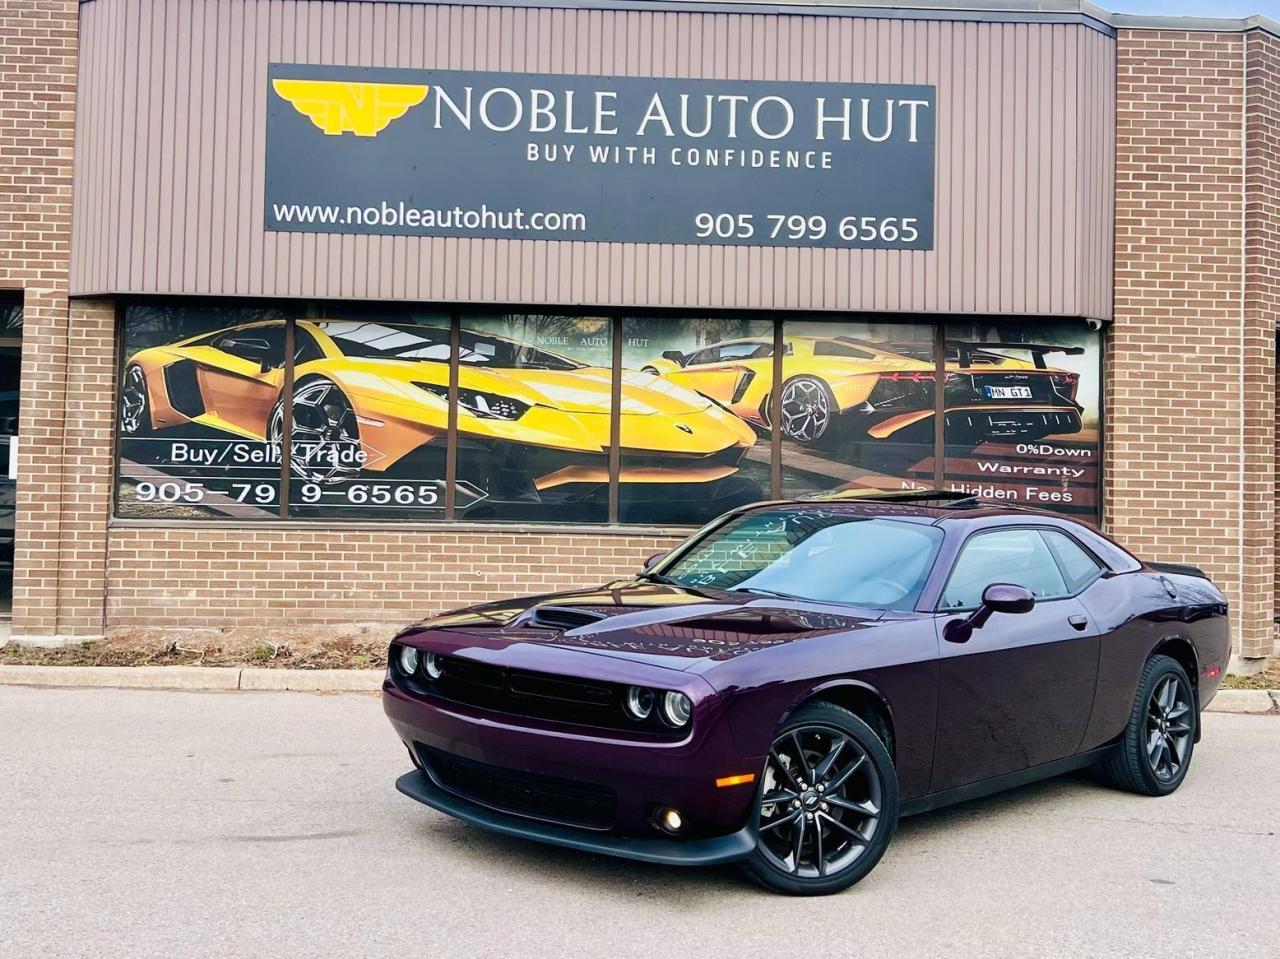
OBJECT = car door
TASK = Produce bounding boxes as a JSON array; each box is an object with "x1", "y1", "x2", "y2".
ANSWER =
[
  {"x1": 664, "y1": 342, "x2": 771, "y2": 412},
  {"x1": 188, "y1": 324, "x2": 288, "y2": 436},
  {"x1": 928, "y1": 526, "x2": 1102, "y2": 793}
]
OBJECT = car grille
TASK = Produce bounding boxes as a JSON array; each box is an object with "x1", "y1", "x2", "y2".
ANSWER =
[
  {"x1": 404, "y1": 652, "x2": 684, "y2": 738},
  {"x1": 417, "y1": 744, "x2": 618, "y2": 830}
]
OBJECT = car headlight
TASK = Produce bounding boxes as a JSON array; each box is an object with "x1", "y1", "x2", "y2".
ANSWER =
[
  {"x1": 423, "y1": 651, "x2": 444, "y2": 680},
  {"x1": 660, "y1": 691, "x2": 692, "y2": 728},
  {"x1": 623, "y1": 685, "x2": 655, "y2": 721},
  {"x1": 397, "y1": 645, "x2": 419, "y2": 676},
  {"x1": 413, "y1": 383, "x2": 530, "y2": 420}
]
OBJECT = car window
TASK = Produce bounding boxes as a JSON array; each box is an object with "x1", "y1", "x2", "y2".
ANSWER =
[
  {"x1": 211, "y1": 324, "x2": 286, "y2": 368},
  {"x1": 1042, "y1": 529, "x2": 1104, "y2": 592},
  {"x1": 294, "y1": 327, "x2": 325, "y2": 365},
  {"x1": 660, "y1": 509, "x2": 943, "y2": 611},
  {"x1": 940, "y1": 528, "x2": 1069, "y2": 609},
  {"x1": 687, "y1": 346, "x2": 721, "y2": 366},
  {"x1": 813, "y1": 340, "x2": 877, "y2": 359}
]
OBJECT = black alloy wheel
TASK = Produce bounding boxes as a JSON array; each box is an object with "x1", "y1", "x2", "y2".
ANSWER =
[
  {"x1": 1103, "y1": 654, "x2": 1197, "y2": 796},
  {"x1": 743, "y1": 701, "x2": 898, "y2": 895},
  {"x1": 268, "y1": 378, "x2": 362, "y2": 485}
]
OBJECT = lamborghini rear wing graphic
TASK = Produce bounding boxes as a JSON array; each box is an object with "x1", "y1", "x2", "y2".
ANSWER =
[{"x1": 948, "y1": 341, "x2": 1086, "y2": 370}]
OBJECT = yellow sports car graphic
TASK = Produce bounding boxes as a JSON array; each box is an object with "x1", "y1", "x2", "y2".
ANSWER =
[
  {"x1": 642, "y1": 335, "x2": 1084, "y2": 447},
  {"x1": 119, "y1": 320, "x2": 758, "y2": 506}
]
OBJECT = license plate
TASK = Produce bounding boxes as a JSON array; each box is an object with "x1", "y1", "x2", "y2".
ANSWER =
[{"x1": 984, "y1": 385, "x2": 1033, "y2": 399}]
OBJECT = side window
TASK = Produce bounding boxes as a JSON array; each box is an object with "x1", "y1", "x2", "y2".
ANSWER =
[
  {"x1": 1042, "y1": 530, "x2": 1104, "y2": 592},
  {"x1": 293, "y1": 327, "x2": 325, "y2": 365},
  {"x1": 687, "y1": 346, "x2": 721, "y2": 366},
  {"x1": 211, "y1": 324, "x2": 286, "y2": 368},
  {"x1": 940, "y1": 528, "x2": 1069, "y2": 609}
]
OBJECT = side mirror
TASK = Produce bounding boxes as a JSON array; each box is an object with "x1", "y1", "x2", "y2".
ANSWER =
[
  {"x1": 943, "y1": 583, "x2": 1035, "y2": 644},
  {"x1": 641, "y1": 551, "x2": 666, "y2": 574},
  {"x1": 661, "y1": 350, "x2": 687, "y2": 365}
]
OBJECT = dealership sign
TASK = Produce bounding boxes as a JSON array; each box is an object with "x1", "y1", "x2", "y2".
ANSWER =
[{"x1": 264, "y1": 64, "x2": 935, "y2": 249}]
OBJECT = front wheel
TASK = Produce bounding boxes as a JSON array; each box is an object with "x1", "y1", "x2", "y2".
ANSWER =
[
  {"x1": 742, "y1": 701, "x2": 899, "y2": 895},
  {"x1": 1102, "y1": 654, "x2": 1196, "y2": 796},
  {"x1": 119, "y1": 364, "x2": 152, "y2": 436},
  {"x1": 267, "y1": 377, "x2": 362, "y2": 486}
]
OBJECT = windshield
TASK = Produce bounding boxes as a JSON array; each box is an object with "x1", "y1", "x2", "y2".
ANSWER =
[
  {"x1": 317, "y1": 321, "x2": 451, "y2": 360},
  {"x1": 458, "y1": 331, "x2": 584, "y2": 371},
  {"x1": 658, "y1": 508, "x2": 943, "y2": 610}
]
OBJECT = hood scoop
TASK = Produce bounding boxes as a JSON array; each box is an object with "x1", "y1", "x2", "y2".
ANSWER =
[{"x1": 525, "y1": 605, "x2": 609, "y2": 632}]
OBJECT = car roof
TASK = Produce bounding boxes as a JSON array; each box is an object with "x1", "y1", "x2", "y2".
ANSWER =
[{"x1": 740, "y1": 491, "x2": 1087, "y2": 526}]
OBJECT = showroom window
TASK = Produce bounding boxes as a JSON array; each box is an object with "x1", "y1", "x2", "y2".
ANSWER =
[{"x1": 113, "y1": 303, "x2": 1103, "y2": 526}]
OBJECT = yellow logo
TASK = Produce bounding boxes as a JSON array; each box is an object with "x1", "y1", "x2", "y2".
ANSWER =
[{"x1": 272, "y1": 78, "x2": 429, "y2": 137}]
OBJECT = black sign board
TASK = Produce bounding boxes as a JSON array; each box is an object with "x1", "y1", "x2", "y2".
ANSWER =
[{"x1": 265, "y1": 64, "x2": 935, "y2": 249}]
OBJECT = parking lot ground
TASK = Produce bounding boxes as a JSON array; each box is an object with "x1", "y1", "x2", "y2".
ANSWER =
[{"x1": 1, "y1": 686, "x2": 1276, "y2": 958}]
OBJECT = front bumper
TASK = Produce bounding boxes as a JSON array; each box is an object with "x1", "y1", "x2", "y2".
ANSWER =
[
  {"x1": 384, "y1": 675, "x2": 763, "y2": 858},
  {"x1": 395, "y1": 770, "x2": 757, "y2": 866}
]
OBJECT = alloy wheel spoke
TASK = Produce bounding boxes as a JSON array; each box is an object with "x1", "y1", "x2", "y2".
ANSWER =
[
  {"x1": 825, "y1": 793, "x2": 879, "y2": 818},
  {"x1": 1146, "y1": 729, "x2": 1164, "y2": 763},
  {"x1": 818, "y1": 811, "x2": 868, "y2": 846},
  {"x1": 760, "y1": 810, "x2": 801, "y2": 834},
  {"x1": 813, "y1": 737, "x2": 846, "y2": 782},
  {"x1": 1167, "y1": 703, "x2": 1191, "y2": 721},
  {"x1": 790, "y1": 732, "x2": 815, "y2": 783},
  {"x1": 789, "y1": 810, "x2": 807, "y2": 871},
  {"x1": 769, "y1": 748, "x2": 803, "y2": 792},
  {"x1": 813, "y1": 814, "x2": 825, "y2": 876},
  {"x1": 825, "y1": 752, "x2": 865, "y2": 792}
]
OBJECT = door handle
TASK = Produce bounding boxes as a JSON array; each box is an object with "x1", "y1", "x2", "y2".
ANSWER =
[{"x1": 1068, "y1": 614, "x2": 1089, "y2": 631}]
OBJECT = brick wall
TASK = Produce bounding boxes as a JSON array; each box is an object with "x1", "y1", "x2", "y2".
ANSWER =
[
  {"x1": 1110, "y1": 28, "x2": 1275, "y2": 661},
  {"x1": 0, "y1": 0, "x2": 79, "y2": 634},
  {"x1": 105, "y1": 526, "x2": 681, "y2": 629}
]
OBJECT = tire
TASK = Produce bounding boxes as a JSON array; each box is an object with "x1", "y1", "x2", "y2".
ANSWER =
[
  {"x1": 779, "y1": 376, "x2": 837, "y2": 444},
  {"x1": 119, "y1": 364, "x2": 153, "y2": 436},
  {"x1": 741, "y1": 701, "x2": 899, "y2": 895},
  {"x1": 1102, "y1": 654, "x2": 1196, "y2": 797}
]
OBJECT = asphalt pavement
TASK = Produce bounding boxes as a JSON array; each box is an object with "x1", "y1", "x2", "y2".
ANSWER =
[{"x1": 1, "y1": 685, "x2": 1276, "y2": 958}]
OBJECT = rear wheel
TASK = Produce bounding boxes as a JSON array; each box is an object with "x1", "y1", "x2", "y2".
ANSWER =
[
  {"x1": 1102, "y1": 654, "x2": 1196, "y2": 796},
  {"x1": 742, "y1": 701, "x2": 898, "y2": 895},
  {"x1": 779, "y1": 376, "x2": 836, "y2": 444},
  {"x1": 119, "y1": 365, "x2": 152, "y2": 435}
]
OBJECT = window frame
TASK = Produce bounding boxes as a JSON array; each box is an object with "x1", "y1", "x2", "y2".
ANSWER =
[{"x1": 935, "y1": 524, "x2": 1106, "y2": 613}]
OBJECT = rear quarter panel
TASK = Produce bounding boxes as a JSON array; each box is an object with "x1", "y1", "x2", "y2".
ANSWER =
[{"x1": 1077, "y1": 570, "x2": 1230, "y2": 751}]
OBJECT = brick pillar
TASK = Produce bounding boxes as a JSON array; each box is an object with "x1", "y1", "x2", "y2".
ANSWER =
[
  {"x1": 1, "y1": 0, "x2": 80, "y2": 637},
  {"x1": 1109, "y1": 29, "x2": 1275, "y2": 665},
  {"x1": 53, "y1": 299, "x2": 116, "y2": 634},
  {"x1": 1246, "y1": 30, "x2": 1280, "y2": 661}
]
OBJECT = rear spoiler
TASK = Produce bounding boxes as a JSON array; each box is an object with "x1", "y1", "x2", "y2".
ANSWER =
[
  {"x1": 949, "y1": 341, "x2": 1086, "y2": 370},
  {"x1": 1147, "y1": 561, "x2": 1210, "y2": 580}
]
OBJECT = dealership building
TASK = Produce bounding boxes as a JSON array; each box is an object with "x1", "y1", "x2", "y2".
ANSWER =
[{"x1": 1, "y1": 0, "x2": 1277, "y2": 667}]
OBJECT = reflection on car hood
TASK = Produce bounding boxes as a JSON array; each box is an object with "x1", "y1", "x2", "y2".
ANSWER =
[{"x1": 409, "y1": 581, "x2": 890, "y2": 670}]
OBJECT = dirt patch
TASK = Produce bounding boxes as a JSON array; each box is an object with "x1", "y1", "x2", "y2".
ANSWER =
[
  {"x1": 1222, "y1": 662, "x2": 1280, "y2": 691},
  {"x1": 1, "y1": 624, "x2": 398, "y2": 670}
]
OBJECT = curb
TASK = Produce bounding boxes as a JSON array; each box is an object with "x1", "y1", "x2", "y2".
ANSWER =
[
  {"x1": 0, "y1": 664, "x2": 383, "y2": 692},
  {"x1": 1204, "y1": 689, "x2": 1279, "y2": 715}
]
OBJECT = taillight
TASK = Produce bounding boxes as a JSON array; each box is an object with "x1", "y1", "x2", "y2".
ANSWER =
[
  {"x1": 881, "y1": 371, "x2": 935, "y2": 383},
  {"x1": 1049, "y1": 372, "x2": 1079, "y2": 398}
]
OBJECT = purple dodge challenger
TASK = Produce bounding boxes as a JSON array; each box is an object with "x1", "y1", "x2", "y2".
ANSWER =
[{"x1": 383, "y1": 491, "x2": 1230, "y2": 895}]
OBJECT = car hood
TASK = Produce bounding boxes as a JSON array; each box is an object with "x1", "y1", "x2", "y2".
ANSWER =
[{"x1": 404, "y1": 581, "x2": 892, "y2": 672}]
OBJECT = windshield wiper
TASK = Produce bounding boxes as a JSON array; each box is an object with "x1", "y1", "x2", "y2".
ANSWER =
[
  {"x1": 730, "y1": 586, "x2": 804, "y2": 601},
  {"x1": 638, "y1": 572, "x2": 681, "y2": 585}
]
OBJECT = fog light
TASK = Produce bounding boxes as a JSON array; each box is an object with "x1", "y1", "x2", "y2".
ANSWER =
[
  {"x1": 624, "y1": 685, "x2": 655, "y2": 721},
  {"x1": 397, "y1": 645, "x2": 419, "y2": 675},
  {"x1": 658, "y1": 807, "x2": 684, "y2": 835},
  {"x1": 660, "y1": 691, "x2": 692, "y2": 728},
  {"x1": 423, "y1": 651, "x2": 444, "y2": 680}
]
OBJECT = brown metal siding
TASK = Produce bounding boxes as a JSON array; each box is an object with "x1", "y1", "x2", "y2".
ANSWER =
[{"x1": 70, "y1": 0, "x2": 1115, "y2": 318}]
